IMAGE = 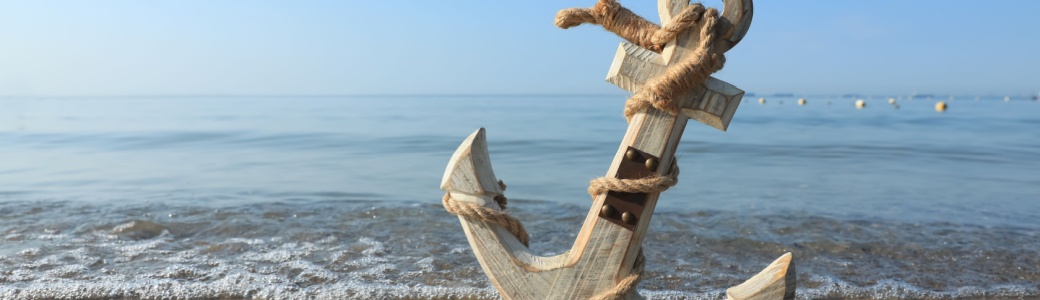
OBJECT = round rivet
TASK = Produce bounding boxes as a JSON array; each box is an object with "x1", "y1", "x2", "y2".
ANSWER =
[
  {"x1": 621, "y1": 212, "x2": 637, "y2": 225},
  {"x1": 625, "y1": 149, "x2": 639, "y2": 161},
  {"x1": 600, "y1": 204, "x2": 616, "y2": 218},
  {"x1": 645, "y1": 157, "x2": 659, "y2": 171}
]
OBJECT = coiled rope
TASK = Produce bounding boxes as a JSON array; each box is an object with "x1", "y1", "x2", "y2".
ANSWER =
[
  {"x1": 442, "y1": 180, "x2": 530, "y2": 246},
  {"x1": 556, "y1": 0, "x2": 726, "y2": 122}
]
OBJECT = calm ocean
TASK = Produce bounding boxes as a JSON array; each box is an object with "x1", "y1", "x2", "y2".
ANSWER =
[{"x1": 1, "y1": 95, "x2": 1038, "y2": 299}]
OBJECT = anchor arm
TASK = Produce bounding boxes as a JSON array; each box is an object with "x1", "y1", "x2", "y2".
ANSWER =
[{"x1": 442, "y1": 128, "x2": 627, "y2": 299}]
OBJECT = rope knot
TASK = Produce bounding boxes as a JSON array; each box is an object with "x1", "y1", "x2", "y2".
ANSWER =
[
  {"x1": 441, "y1": 180, "x2": 530, "y2": 247},
  {"x1": 554, "y1": 0, "x2": 725, "y2": 122},
  {"x1": 623, "y1": 7, "x2": 725, "y2": 122}
]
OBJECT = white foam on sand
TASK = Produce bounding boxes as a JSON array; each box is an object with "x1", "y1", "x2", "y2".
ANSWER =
[{"x1": 2, "y1": 201, "x2": 1038, "y2": 300}]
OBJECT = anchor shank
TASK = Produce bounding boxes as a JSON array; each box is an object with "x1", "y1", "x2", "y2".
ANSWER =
[
  {"x1": 576, "y1": 76, "x2": 743, "y2": 281},
  {"x1": 590, "y1": 107, "x2": 690, "y2": 279}
]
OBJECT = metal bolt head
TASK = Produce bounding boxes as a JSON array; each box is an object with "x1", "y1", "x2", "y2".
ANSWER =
[
  {"x1": 645, "y1": 157, "x2": 659, "y2": 171},
  {"x1": 600, "y1": 204, "x2": 616, "y2": 218},
  {"x1": 621, "y1": 212, "x2": 637, "y2": 225},
  {"x1": 625, "y1": 149, "x2": 639, "y2": 161}
]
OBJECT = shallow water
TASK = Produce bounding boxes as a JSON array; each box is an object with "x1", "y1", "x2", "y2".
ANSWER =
[
  {"x1": 1, "y1": 95, "x2": 1038, "y2": 299},
  {"x1": 1, "y1": 200, "x2": 1037, "y2": 299}
]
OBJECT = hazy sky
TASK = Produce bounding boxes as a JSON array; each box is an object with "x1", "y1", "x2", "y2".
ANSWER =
[{"x1": 1, "y1": 1, "x2": 1038, "y2": 96}]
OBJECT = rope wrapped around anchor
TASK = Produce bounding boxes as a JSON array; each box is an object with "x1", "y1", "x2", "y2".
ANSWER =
[
  {"x1": 588, "y1": 159, "x2": 679, "y2": 198},
  {"x1": 442, "y1": 180, "x2": 530, "y2": 246},
  {"x1": 556, "y1": 0, "x2": 726, "y2": 123}
]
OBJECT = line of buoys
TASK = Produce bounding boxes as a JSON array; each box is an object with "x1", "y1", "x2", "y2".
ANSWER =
[
  {"x1": 748, "y1": 94, "x2": 1032, "y2": 110},
  {"x1": 935, "y1": 101, "x2": 947, "y2": 112}
]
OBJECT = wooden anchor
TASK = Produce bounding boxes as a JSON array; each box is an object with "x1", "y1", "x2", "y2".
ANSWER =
[{"x1": 441, "y1": 0, "x2": 795, "y2": 299}]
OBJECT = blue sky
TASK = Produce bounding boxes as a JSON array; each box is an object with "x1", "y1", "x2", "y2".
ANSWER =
[{"x1": 1, "y1": 1, "x2": 1037, "y2": 97}]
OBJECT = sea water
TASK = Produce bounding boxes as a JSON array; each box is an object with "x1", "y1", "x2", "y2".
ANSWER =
[{"x1": 0, "y1": 95, "x2": 1037, "y2": 299}]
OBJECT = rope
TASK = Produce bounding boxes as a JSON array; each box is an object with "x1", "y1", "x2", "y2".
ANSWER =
[
  {"x1": 588, "y1": 159, "x2": 679, "y2": 197},
  {"x1": 623, "y1": 8, "x2": 724, "y2": 122},
  {"x1": 555, "y1": 0, "x2": 705, "y2": 53},
  {"x1": 442, "y1": 181, "x2": 530, "y2": 247},
  {"x1": 556, "y1": 0, "x2": 726, "y2": 122}
]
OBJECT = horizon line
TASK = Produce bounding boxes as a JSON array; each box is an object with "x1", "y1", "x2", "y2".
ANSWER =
[
  {"x1": 0, "y1": 91, "x2": 1036, "y2": 99},
  {"x1": 0, "y1": 93, "x2": 633, "y2": 99}
]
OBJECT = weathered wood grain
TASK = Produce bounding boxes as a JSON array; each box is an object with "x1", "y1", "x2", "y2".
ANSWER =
[{"x1": 727, "y1": 253, "x2": 796, "y2": 300}]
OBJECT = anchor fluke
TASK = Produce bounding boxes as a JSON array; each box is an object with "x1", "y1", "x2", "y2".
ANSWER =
[
  {"x1": 441, "y1": 128, "x2": 530, "y2": 246},
  {"x1": 441, "y1": 128, "x2": 504, "y2": 196},
  {"x1": 726, "y1": 252, "x2": 796, "y2": 300}
]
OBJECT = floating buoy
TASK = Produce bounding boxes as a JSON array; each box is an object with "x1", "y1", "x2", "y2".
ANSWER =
[
  {"x1": 1005, "y1": 96, "x2": 1011, "y2": 102},
  {"x1": 855, "y1": 99, "x2": 866, "y2": 109},
  {"x1": 759, "y1": 97, "x2": 766, "y2": 104},
  {"x1": 935, "y1": 101, "x2": 947, "y2": 112},
  {"x1": 798, "y1": 98, "x2": 807, "y2": 106},
  {"x1": 888, "y1": 98, "x2": 896, "y2": 104}
]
